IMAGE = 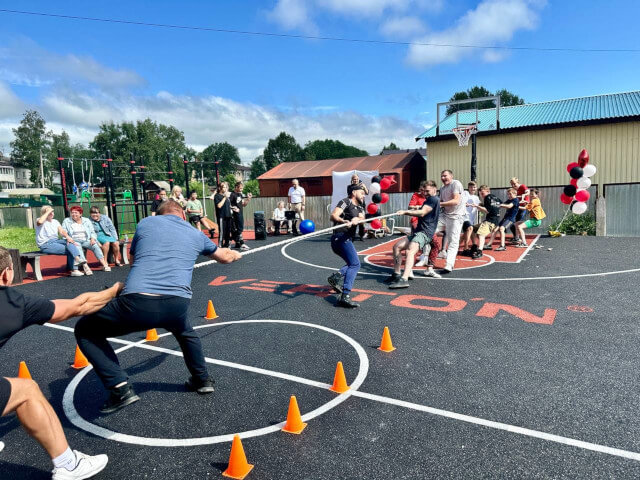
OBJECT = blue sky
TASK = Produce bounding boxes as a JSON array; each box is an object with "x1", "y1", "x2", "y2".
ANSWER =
[{"x1": 0, "y1": 1, "x2": 638, "y2": 162}]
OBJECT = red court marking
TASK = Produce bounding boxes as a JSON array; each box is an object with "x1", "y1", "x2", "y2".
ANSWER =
[
  {"x1": 567, "y1": 305, "x2": 594, "y2": 313},
  {"x1": 471, "y1": 297, "x2": 485, "y2": 301},
  {"x1": 350, "y1": 288, "x2": 397, "y2": 296},
  {"x1": 240, "y1": 286, "x2": 277, "y2": 292},
  {"x1": 282, "y1": 284, "x2": 333, "y2": 297},
  {"x1": 259, "y1": 280, "x2": 297, "y2": 285},
  {"x1": 476, "y1": 302, "x2": 557, "y2": 325},
  {"x1": 209, "y1": 276, "x2": 256, "y2": 286},
  {"x1": 390, "y1": 295, "x2": 468, "y2": 312},
  {"x1": 351, "y1": 294, "x2": 373, "y2": 302}
]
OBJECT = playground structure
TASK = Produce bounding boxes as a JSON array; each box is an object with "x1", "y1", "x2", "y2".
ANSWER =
[{"x1": 56, "y1": 150, "x2": 221, "y2": 237}]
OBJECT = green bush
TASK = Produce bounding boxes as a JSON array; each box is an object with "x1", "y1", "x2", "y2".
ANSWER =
[{"x1": 549, "y1": 213, "x2": 596, "y2": 236}]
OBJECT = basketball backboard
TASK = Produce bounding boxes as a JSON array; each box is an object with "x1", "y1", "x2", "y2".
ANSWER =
[{"x1": 435, "y1": 95, "x2": 501, "y2": 137}]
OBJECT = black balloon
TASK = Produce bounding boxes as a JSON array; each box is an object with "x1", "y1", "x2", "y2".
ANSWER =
[
  {"x1": 569, "y1": 166, "x2": 584, "y2": 179},
  {"x1": 371, "y1": 175, "x2": 381, "y2": 184},
  {"x1": 563, "y1": 185, "x2": 577, "y2": 197},
  {"x1": 372, "y1": 193, "x2": 382, "y2": 203}
]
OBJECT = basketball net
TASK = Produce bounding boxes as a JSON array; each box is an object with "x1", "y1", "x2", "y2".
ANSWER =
[{"x1": 452, "y1": 124, "x2": 477, "y2": 147}]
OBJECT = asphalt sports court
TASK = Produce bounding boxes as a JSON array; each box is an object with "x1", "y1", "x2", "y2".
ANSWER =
[{"x1": 2, "y1": 232, "x2": 640, "y2": 479}]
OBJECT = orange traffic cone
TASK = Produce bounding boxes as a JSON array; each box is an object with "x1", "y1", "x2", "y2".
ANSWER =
[
  {"x1": 328, "y1": 361, "x2": 349, "y2": 393},
  {"x1": 18, "y1": 361, "x2": 32, "y2": 379},
  {"x1": 282, "y1": 395, "x2": 307, "y2": 434},
  {"x1": 71, "y1": 345, "x2": 90, "y2": 369},
  {"x1": 205, "y1": 300, "x2": 218, "y2": 320},
  {"x1": 145, "y1": 329, "x2": 159, "y2": 342},
  {"x1": 222, "y1": 434, "x2": 254, "y2": 479},
  {"x1": 377, "y1": 326, "x2": 396, "y2": 353}
]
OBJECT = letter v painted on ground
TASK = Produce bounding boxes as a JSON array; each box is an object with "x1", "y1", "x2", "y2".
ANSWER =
[
  {"x1": 209, "y1": 276, "x2": 256, "y2": 286},
  {"x1": 475, "y1": 303, "x2": 557, "y2": 325}
]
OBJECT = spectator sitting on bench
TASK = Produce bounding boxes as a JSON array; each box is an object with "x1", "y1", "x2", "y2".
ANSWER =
[
  {"x1": 89, "y1": 207, "x2": 122, "y2": 267},
  {"x1": 272, "y1": 201, "x2": 287, "y2": 235},
  {"x1": 62, "y1": 206, "x2": 111, "y2": 274},
  {"x1": 35, "y1": 206, "x2": 90, "y2": 277},
  {"x1": 186, "y1": 191, "x2": 204, "y2": 232}
]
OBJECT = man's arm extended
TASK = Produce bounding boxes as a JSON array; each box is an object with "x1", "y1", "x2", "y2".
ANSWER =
[
  {"x1": 49, "y1": 282, "x2": 124, "y2": 323},
  {"x1": 210, "y1": 247, "x2": 242, "y2": 264}
]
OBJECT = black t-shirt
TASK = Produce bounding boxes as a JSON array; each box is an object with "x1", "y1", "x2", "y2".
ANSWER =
[
  {"x1": 415, "y1": 195, "x2": 440, "y2": 238},
  {"x1": 151, "y1": 198, "x2": 165, "y2": 214},
  {"x1": 483, "y1": 194, "x2": 502, "y2": 225},
  {"x1": 333, "y1": 197, "x2": 365, "y2": 238},
  {"x1": 214, "y1": 193, "x2": 232, "y2": 220},
  {"x1": 0, "y1": 287, "x2": 55, "y2": 349},
  {"x1": 229, "y1": 191, "x2": 245, "y2": 216}
]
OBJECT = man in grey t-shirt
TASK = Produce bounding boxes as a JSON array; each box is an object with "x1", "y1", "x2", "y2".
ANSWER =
[{"x1": 434, "y1": 170, "x2": 466, "y2": 273}]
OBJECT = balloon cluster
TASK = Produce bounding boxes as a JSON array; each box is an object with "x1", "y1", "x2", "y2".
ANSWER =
[
  {"x1": 367, "y1": 175, "x2": 395, "y2": 229},
  {"x1": 560, "y1": 149, "x2": 596, "y2": 215}
]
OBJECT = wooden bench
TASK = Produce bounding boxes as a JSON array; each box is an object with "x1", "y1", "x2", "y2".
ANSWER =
[
  {"x1": 19, "y1": 251, "x2": 46, "y2": 282},
  {"x1": 107, "y1": 237, "x2": 130, "y2": 265}
]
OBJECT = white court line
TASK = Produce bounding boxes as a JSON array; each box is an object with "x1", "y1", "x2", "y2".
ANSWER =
[
  {"x1": 514, "y1": 234, "x2": 541, "y2": 264},
  {"x1": 46, "y1": 322, "x2": 640, "y2": 460},
  {"x1": 363, "y1": 253, "x2": 495, "y2": 272}
]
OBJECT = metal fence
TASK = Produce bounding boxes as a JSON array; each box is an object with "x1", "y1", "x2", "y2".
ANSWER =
[{"x1": 605, "y1": 184, "x2": 640, "y2": 237}]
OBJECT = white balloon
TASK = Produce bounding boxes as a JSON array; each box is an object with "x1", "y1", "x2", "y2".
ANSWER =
[
  {"x1": 583, "y1": 164, "x2": 597, "y2": 177},
  {"x1": 572, "y1": 201, "x2": 588, "y2": 215},
  {"x1": 576, "y1": 176, "x2": 591, "y2": 189},
  {"x1": 369, "y1": 182, "x2": 381, "y2": 195}
]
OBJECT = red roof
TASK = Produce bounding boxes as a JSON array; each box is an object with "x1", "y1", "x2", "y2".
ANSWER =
[{"x1": 257, "y1": 152, "x2": 422, "y2": 180}]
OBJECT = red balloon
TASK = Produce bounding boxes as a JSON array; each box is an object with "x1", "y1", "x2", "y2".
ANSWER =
[
  {"x1": 380, "y1": 193, "x2": 389, "y2": 204},
  {"x1": 370, "y1": 219, "x2": 382, "y2": 229},
  {"x1": 570, "y1": 178, "x2": 578, "y2": 187},
  {"x1": 366, "y1": 203, "x2": 378, "y2": 215},
  {"x1": 578, "y1": 149, "x2": 589, "y2": 168},
  {"x1": 379, "y1": 177, "x2": 391, "y2": 190},
  {"x1": 560, "y1": 193, "x2": 573, "y2": 204},
  {"x1": 575, "y1": 190, "x2": 590, "y2": 202},
  {"x1": 566, "y1": 162, "x2": 579, "y2": 173}
]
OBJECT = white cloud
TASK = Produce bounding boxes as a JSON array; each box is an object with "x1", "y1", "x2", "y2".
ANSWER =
[
  {"x1": 406, "y1": 0, "x2": 545, "y2": 67},
  {"x1": 0, "y1": 82, "x2": 25, "y2": 117},
  {"x1": 20, "y1": 89, "x2": 420, "y2": 162},
  {"x1": 316, "y1": 0, "x2": 414, "y2": 17},
  {"x1": 266, "y1": 0, "x2": 318, "y2": 34},
  {"x1": 0, "y1": 37, "x2": 145, "y2": 89},
  {"x1": 380, "y1": 16, "x2": 428, "y2": 39}
]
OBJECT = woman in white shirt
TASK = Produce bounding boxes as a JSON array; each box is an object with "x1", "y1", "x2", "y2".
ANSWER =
[
  {"x1": 272, "y1": 201, "x2": 287, "y2": 235},
  {"x1": 35, "y1": 206, "x2": 89, "y2": 277},
  {"x1": 62, "y1": 206, "x2": 111, "y2": 273}
]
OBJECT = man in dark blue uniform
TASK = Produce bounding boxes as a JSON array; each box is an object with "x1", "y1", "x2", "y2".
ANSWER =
[{"x1": 327, "y1": 186, "x2": 365, "y2": 308}]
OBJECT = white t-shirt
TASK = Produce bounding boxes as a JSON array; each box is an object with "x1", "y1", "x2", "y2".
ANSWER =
[
  {"x1": 439, "y1": 180, "x2": 466, "y2": 218},
  {"x1": 70, "y1": 222, "x2": 88, "y2": 243},
  {"x1": 288, "y1": 186, "x2": 305, "y2": 204},
  {"x1": 35, "y1": 219, "x2": 61, "y2": 247},
  {"x1": 273, "y1": 208, "x2": 286, "y2": 221},
  {"x1": 462, "y1": 191, "x2": 481, "y2": 224}
]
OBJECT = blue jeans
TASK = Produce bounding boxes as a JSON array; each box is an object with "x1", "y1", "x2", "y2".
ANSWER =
[
  {"x1": 75, "y1": 294, "x2": 208, "y2": 389},
  {"x1": 39, "y1": 239, "x2": 83, "y2": 270},
  {"x1": 66, "y1": 240, "x2": 104, "y2": 271},
  {"x1": 330, "y1": 232, "x2": 360, "y2": 295}
]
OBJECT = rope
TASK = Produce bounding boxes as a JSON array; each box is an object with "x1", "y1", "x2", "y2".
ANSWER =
[
  {"x1": 193, "y1": 212, "x2": 398, "y2": 269},
  {"x1": 551, "y1": 206, "x2": 572, "y2": 232}
]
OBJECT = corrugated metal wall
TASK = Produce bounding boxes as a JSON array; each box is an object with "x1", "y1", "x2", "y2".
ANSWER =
[
  {"x1": 425, "y1": 121, "x2": 640, "y2": 188},
  {"x1": 605, "y1": 184, "x2": 640, "y2": 237}
]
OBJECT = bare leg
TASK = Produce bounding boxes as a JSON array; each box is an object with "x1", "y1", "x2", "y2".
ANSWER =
[
  {"x1": 392, "y1": 237, "x2": 409, "y2": 275},
  {"x1": 499, "y1": 227, "x2": 506, "y2": 247},
  {"x1": 402, "y1": 242, "x2": 419, "y2": 280},
  {"x1": 110, "y1": 242, "x2": 121, "y2": 265},
  {"x1": 100, "y1": 243, "x2": 109, "y2": 261},
  {"x1": 2, "y1": 378, "x2": 69, "y2": 459},
  {"x1": 517, "y1": 222, "x2": 527, "y2": 243},
  {"x1": 477, "y1": 234, "x2": 487, "y2": 251},
  {"x1": 464, "y1": 227, "x2": 473, "y2": 249}
]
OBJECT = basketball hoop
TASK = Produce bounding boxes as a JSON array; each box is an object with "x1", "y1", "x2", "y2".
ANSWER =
[{"x1": 452, "y1": 123, "x2": 478, "y2": 146}]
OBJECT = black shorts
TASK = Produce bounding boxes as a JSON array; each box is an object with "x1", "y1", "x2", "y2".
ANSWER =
[
  {"x1": 189, "y1": 215, "x2": 203, "y2": 224},
  {"x1": 0, "y1": 377, "x2": 11, "y2": 415},
  {"x1": 462, "y1": 220, "x2": 473, "y2": 231}
]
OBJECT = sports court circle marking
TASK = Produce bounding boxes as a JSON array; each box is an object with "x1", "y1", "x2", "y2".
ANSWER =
[
  {"x1": 63, "y1": 319, "x2": 369, "y2": 447},
  {"x1": 280, "y1": 239, "x2": 640, "y2": 281},
  {"x1": 363, "y1": 253, "x2": 495, "y2": 271}
]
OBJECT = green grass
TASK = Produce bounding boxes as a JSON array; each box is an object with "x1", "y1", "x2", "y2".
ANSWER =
[{"x1": 0, "y1": 227, "x2": 38, "y2": 252}]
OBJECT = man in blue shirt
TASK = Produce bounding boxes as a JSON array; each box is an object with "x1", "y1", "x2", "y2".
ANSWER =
[
  {"x1": 75, "y1": 200, "x2": 241, "y2": 414},
  {"x1": 486, "y1": 187, "x2": 520, "y2": 252}
]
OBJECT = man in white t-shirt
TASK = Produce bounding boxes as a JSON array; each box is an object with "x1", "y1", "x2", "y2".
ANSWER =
[
  {"x1": 460, "y1": 181, "x2": 481, "y2": 255},
  {"x1": 433, "y1": 170, "x2": 466, "y2": 273},
  {"x1": 287, "y1": 178, "x2": 306, "y2": 234},
  {"x1": 35, "y1": 206, "x2": 89, "y2": 276}
]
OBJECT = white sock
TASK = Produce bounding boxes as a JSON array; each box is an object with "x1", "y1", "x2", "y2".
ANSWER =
[{"x1": 53, "y1": 447, "x2": 78, "y2": 471}]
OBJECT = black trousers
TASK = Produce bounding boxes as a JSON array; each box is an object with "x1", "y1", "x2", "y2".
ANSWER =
[
  {"x1": 218, "y1": 217, "x2": 233, "y2": 247},
  {"x1": 75, "y1": 294, "x2": 209, "y2": 389},
  {"x1": 232, "y1": 213, "x2": 244, "y2": 246}
]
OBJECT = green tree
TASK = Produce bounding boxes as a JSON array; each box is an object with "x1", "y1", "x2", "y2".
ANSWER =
[
  {"x1": 303, "y1": 139, "x2": 368, "y2": 161},
  {"x1": 263, "y1": 132, "x2": 303, "y2": 170},
  {"x1": 380, "y1": 142, "x2": 399, "y2": 154},
  {"x1": 90, "y1": 119, "x2": 189, "y2": 188},
  {"x1": 222, "y1": 173, "x2": 237, "y2": 187},
  {"x1": 243, "y1": 179, "x2": 260, "y2": 197},
  {"x1": 250, "y1": 155, "x2": 266, "y2": 179},
  {"x1": 200, "y1": 142, "x2": 241, "y2": 185},
  {"x1": 10, "y1": 110, "x2": 51, "y2": 186},
  {"x1": 445, "y1": 86, "x2": 524, "y2": 115}
]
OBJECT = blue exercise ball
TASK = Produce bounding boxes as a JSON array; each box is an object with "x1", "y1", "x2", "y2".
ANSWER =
[{"x1": 299, "y1": 219, "x2": 315, "y2": 234}]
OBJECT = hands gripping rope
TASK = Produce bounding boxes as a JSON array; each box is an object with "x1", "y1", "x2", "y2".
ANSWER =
[{"x1": 193, "y1": 213, "x2": 399, "y2": 269}]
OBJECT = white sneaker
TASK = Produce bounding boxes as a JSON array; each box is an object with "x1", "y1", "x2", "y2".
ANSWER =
[
  {"x1": 414, "y1": 256, "x2": 427, "y2": 267},
  {"x1": 52, "y1": 450, "x2": 108, "y2": 479},
  {"x1": 0, "y1": 440, "x2": 4, "y2": 452},
  {"x1": 240, "y1": 244, "x2": 250, "y2": 251},
  {"x1": 82, "y1": 264, "x2": 93, "y2": 276},
  {"x1": 103, "y1": 265, "x2": 112, "y2": 272},
  {"x1": 437, "y1": 250, "x2": 447, "y2": 259},
  {"x1": 70, "y1": 270, "x2": 84, "y2": 277},
  {"x1": 423, "y1": 268, "x2": 442, "y2": 279}
]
